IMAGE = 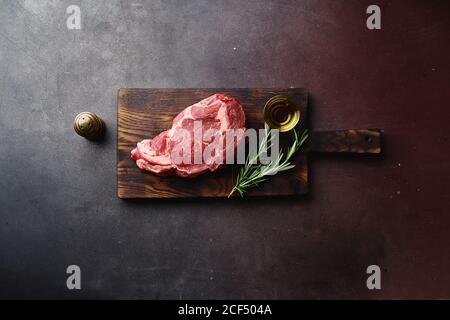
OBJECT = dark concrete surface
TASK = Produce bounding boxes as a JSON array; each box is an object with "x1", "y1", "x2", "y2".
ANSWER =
[{"x1": 0, "y1": 0, "x2": 449, "y2": 299}]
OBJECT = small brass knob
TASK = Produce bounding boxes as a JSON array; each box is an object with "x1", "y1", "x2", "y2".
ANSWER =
[{"x1": 74, "y1": 112, "x2": 105, "y2": 141}]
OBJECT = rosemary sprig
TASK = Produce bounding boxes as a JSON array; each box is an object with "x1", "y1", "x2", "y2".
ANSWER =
[{"x1": 228, "y1": 124, "x2": 308, "y2": 197}]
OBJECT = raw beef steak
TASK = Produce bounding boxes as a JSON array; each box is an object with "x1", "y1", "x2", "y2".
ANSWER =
[{"x1": 131, "y1": 93, "x2": 246, "y2": 177}]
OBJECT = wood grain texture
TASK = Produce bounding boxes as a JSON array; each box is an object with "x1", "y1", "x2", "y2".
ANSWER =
[{"x1": 117, "y1": 88, "x2": 308, "y2": 198}]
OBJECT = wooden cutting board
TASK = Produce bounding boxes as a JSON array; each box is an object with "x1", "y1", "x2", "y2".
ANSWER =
[{"x1": 117, "y1": 88, "x2": 381, "y2": 199}]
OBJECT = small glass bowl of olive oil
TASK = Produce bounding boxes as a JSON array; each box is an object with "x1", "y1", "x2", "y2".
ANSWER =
[{"x1": 264, "y1": 95, "x2": 300, "y2": 132}]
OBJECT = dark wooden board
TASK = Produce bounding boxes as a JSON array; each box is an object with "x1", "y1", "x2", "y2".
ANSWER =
[{"x1": 117, "y1": 88, "x2": 308, "y2": 198}]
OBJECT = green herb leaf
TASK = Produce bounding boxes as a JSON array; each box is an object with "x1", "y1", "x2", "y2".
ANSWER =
[{"x1": 228, "y1": 126, "x2": 308, "y2": 197}]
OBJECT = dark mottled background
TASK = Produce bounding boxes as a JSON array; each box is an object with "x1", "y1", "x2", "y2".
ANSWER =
[{"x1": 0, "y1": 0, "x2": 449, "y2": 299}]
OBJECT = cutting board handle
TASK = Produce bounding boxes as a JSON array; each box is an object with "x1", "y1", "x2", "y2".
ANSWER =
[{"x1": 307, "y1": 129, "x2": 382, "y2": 153}]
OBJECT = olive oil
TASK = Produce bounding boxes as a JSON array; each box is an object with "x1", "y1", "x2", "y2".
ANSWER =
[{"x1": 264, "y1": 95, "x2": 300, "y2": 132}]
